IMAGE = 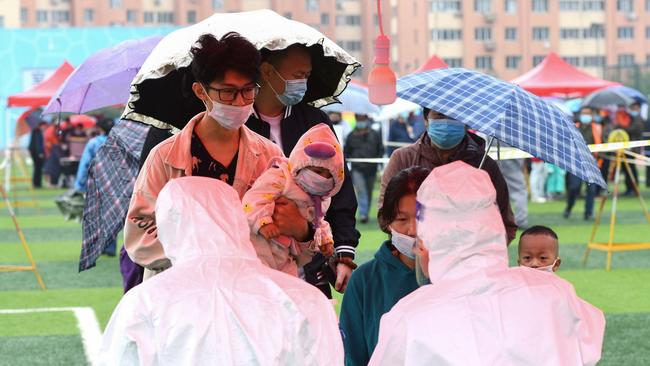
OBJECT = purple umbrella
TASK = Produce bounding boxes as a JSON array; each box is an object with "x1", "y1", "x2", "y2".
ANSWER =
[{"x1": 43, "y1": 35, "x2": 164, "y2": 115}]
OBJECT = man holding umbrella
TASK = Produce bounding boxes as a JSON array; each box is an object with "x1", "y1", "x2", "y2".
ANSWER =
[{"x1": 246, "y1": 44, "x2": 360, "y2": 295}]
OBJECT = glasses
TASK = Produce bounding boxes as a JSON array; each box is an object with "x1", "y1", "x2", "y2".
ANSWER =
[{"x1": 204, "y1": 84, "x2": 260, "y2": 102}]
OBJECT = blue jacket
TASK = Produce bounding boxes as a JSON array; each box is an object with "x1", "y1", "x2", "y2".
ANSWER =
[
  {"x1": 339, "y1": 241, "x2": 419, "y2": 365},
  {"x1": 75, "y1": 135, "x2": 107, "y2": 193}
]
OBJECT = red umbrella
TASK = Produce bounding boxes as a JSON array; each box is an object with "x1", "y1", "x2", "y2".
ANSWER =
[{"x1": 68, "y1": 114, "x2": 96, "y2": 129}]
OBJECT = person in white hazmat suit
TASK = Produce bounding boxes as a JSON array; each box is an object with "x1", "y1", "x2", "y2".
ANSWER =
[
  {"x1": 99, "y1": 176, "x2": 343, "y2": 365},
  {"x1": 369, "y1": 161, "x2": 605, "y2": 366}
]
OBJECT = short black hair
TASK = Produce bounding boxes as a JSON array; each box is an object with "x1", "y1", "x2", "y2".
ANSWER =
[
  {"x1": 260, "y1": 43, "x2": 310, "y2": 68},
  {"x1": 520, "y1": 225, "x2": 558, "y2": 240},
  {"x1": 378, "y1": 166, "x2": 431, "y2": 234},
  {"x1": 189, "y1": 32, "x2": 260, "y2": 85}
]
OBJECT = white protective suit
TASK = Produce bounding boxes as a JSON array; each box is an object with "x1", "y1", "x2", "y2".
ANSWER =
[
  {"x1": 99, "y1": 176, "x2": 343, "y2": 366},
  {"x1": 369, "y1": 161, "x2": 605, "y2": 366}
]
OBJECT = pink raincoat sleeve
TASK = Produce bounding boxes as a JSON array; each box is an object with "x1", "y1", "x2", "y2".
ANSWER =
[
  {"x1": 565, "y1": 283, "x2": 606, "y2": 366},
  {"x1": 241, "y1": 164, "x2": 286, "y2": 233},
  {"x1": 124, "y1": 147, "x2": 171, "y2": 270}
]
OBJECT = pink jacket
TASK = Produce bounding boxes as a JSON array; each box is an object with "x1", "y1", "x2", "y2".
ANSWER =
[{"x1": 124, "y1": 112, "x2": 284, "y2": 270}]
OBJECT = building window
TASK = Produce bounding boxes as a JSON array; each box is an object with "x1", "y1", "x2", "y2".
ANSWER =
[
  {"x1": 474, "y1": 0, "x2": 492, "y2": 13},
  {"x1": 504, "y1": 27, "x2": 517, "y2": 41},
  {"x1": 144, "y1": 11, "x2": 154, "y2": 24},
  {"x1": 504, "y1": 0, "x2": 517, "y2": 12},
  {"x1": 52, "y1": 10, "x2": 70, "y2": 23},
  {"x1": 583, "y1": 56, "x2": 606, "y2": 67},
  {"x1": 84, "y1": 9, "x2": 94, "y2": 23},
  {"x1": 646, "y1": 55, "x2": 650, "y2": 66},
  {"x1": 0, "y1": 16, "x2": 4, "y2": 28},
  {"x1": 321, "y1": 13, "x2": 329, "y2": 25},
  {"x1": 533, "y1": 55, "x2": 545, "y2": 66},
  {"x1": 583, "y1": 24, "x2": 604, "y2": 39},
  {"x1": 21, "y1": 8, "x2": 28, "y2": 23},
  {"x1": 213, "y1": 0, "x2": 224, "y2": 9},
  {"x1": 559, "y1": 1, "x2": 580, "y2": 11},
  {"x1": 431, "y1": 29, "x2": 462, "y2": 41},
  {"x1": 126, "y1": 10, "x2": 137, "y2": 23},
  {"x1": 506, "y1": 55, "x2": 521, "y2": 69},
  {"x1": 306, "y1": 0, "x2": 319, "y2": 12},
  {"x1": 475, "y1": 56, "x2": 493, "y2": 70},
  {"x1": 109, "y1": 0, "x2": 122, "y2": 9},
  {"x1": 430, "y1": 0, "x2": 461, "y2": 12},
  {"x1": 475, "y1": 27, "x2": 492, "y2": 41},
  {"x1": 618, "y1": 54, "x2": 635, "y2": 66},
  {"x1": 617, "y1": 0, "x2": 633, "y2": 12},
  {"x1": 646, "y1": 26, "x2": 650, "y2": 39},
  {"x1": 336, "y1": 15, "x2": 361, "y2": 26},
  {"x1": 157, "y1": 12, "x2": 174, "y2": 24},
  {"x1": 532, "y1": 0, "x2": 549, "y2": 12},
  {"x1": 341, "y1": 41, "x2": 361, "y2": 51},
  {"x1": 443, "y1": 58, "x2": 463, "y2": 67},
  {"x1": 187, "y1": 10, "x2": 196, "y2": 23},
  {"x1": 36, "y1": 10, "x2": 48, "y2": 23},
  {"x1": 583, "y1": 0, "x2": 605, "y2": 10},
  {"x1": 617, "y1": 27, "x2": 634, "y2": 39},
  {"x1": 563, "y1": 56, "x2": 580, "y2": 66},
  {"x1": 532, "y1": 27, "x2": 549, "y2": 41},
  {"x1": 560, "y1": 28, "x2": 581, "y2": 39},
  {"x1": 646, "y1": 0, "x2": 650, "y2": 11}
]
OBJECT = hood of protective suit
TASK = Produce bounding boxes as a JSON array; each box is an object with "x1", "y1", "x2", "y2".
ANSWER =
[
  {"x1": 99, "y1": 176, "x2": 344, "y2": 365},
  {"x1": 155, "y1": 176, "x2": 258, "y2": 265},
  {"x1": 416, "y1": 160, "x2": 507, "y2": 284},
  {"x1": 369, "y1": 161, "x2": 605, "y2": 366},
  {"x1": 288, "y1": 123, "x2": 344, "y2": 198}
]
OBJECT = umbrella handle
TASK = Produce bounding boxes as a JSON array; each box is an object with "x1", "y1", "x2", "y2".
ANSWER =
[{"x1": 479, "y1": 136, "x2": 495, "y2": 169}]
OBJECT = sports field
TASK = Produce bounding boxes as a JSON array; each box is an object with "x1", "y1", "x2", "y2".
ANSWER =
[{"x1": 1, "y1": 186, "x2": 649, "y2": 365}]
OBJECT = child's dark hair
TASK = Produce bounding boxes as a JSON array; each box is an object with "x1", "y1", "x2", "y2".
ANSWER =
[
  {"x1": 520, "y1": 225, "x2": 558, "y2": 240},
  {"x1": 378, "y1": 166, "x2": 430, "y2": 234},
  {"x1": 189, "y1": 32, "x2": 260, "y2": 86}
]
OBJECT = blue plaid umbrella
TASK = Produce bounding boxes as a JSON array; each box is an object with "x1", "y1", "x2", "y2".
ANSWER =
[{"x1": 397, "y1": 68, "x2": 606, "y2": 188}]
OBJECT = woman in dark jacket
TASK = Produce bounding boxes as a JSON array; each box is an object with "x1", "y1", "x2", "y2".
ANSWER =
[{"x1": 339, "y1": 166, "x2": 429, "y2": 366}]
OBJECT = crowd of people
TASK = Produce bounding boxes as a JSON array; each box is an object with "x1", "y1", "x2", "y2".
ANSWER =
[{"x1": 84, "y1": 32, "x2": 609, "y2": 365}]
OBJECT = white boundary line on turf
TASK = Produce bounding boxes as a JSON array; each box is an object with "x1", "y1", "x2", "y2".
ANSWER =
[{"x1": 0, "y1": 307, "x2": 102, "y2": 365}]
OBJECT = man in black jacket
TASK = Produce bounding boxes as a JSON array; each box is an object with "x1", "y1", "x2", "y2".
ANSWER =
[
  {"x1": 28, "y1": 121, "x2": 47, "y2": 188},
  {"x1": 344, "y1": 114, "x2": 384, "y2": 223},
  {"x1": 246, "y1": 44, "x2": 360, "y2": 295}
]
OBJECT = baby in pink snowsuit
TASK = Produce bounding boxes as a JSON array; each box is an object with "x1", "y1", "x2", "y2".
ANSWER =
[{"x1": 243, "y1": 124, "x2": 345, "y2": 276}]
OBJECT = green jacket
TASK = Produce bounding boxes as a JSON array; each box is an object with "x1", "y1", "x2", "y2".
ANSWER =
[{"x1": 339, "y1": 241, "x2": 419, "y2": 366}]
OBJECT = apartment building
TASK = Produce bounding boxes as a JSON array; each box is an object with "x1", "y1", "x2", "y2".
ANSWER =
[{"x1": 4, "y1": 0, "x2": 650, "y2": 80}]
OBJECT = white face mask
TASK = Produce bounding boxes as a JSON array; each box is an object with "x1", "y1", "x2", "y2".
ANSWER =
[
  {"x1": 202, "y1": 85, "x2": 252, "y2": 130},
  {"x1": 535, "y1": 259, "x2": 558, "y2": 273},
  {"x1": 390, "y1": 226, "x2": 416, "y2": 260}
]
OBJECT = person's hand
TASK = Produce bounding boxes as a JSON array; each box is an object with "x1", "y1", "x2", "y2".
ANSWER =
[
  {"x1": 259, "y1": 223, "x2": 280, "y2": 240},
  {"x1": 319, "y1": 241, "x2": 334, "y2": 258},
  {"x1": 334, "y1": 257, "x2": 357, "y2": 293},
  {"x1": 273, "y1": 196, "x2": 309, "y2": 241}
]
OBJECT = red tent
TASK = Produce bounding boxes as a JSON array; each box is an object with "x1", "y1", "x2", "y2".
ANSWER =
[
  {"x1": 7, "y1": 61, "x2": 74, "y2": 107},
  {"x1": 416, "y1": 54, "x2": 448, "y2": 72},
  {"x1": 511, "y1": 53, "x2": 619, "y2": 97}
]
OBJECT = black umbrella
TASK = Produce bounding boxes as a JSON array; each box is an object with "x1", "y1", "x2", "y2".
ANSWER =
[{"x1": 123, "y1": 9, "x2": 361, "y2": 130}]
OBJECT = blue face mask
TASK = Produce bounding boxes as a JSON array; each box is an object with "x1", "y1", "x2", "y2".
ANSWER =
[
  {"x1": 427, "y1": 118, "x2": 465, "y2": 150},
  {"x1": 579, "y1": 114, "x2": 592, "y2": 124},
  {"x1": 271, "y1": 67, "x2": 308, "y2": 106},
  {"x1": 629, "y1": 110, "x2": 640, "y2": 118},
  {"x1": 356, "y1": 120, "x2": 368, "y2": 129},
  {"x1": 594, "y1": 115, "x2": 603, "y2": 123}
]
